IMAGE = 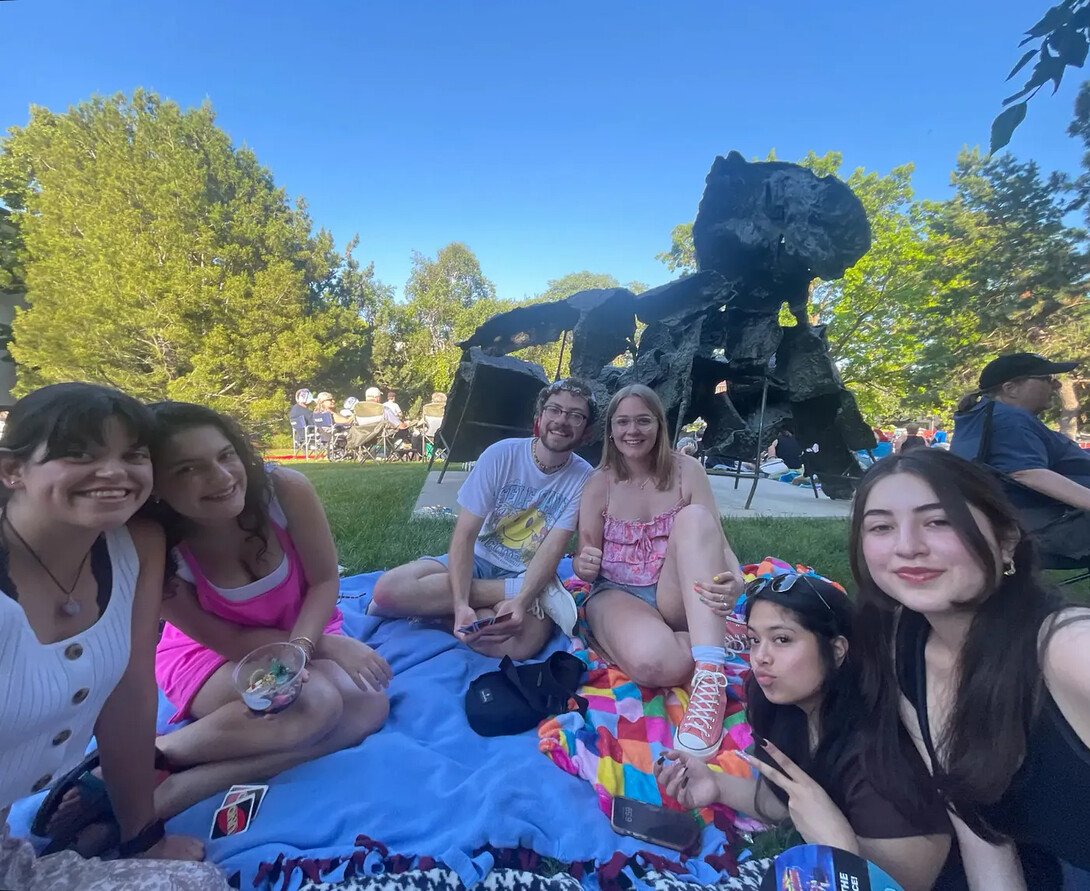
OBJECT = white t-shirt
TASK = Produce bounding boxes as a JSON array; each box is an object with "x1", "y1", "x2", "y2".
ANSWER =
[
  {"x1": 458, "y1": 437, "x2": 592, "y2": 572},
  {"x1": 382, "y1": 400, "x2": 402, "y2": 425}
]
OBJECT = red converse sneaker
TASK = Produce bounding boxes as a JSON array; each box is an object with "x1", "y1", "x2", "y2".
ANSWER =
[{"x1": 675, "y1": 662, "x2": 728, "y2": 759}]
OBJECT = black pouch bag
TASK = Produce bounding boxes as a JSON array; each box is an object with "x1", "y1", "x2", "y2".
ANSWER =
[{"x1": 465, "y1": 651, "x2": 589, "y2": 737}]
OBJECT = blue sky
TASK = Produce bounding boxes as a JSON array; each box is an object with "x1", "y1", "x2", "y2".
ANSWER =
[{"x1": 2, "y1": 1, "x2": 1084, "y2": 302}]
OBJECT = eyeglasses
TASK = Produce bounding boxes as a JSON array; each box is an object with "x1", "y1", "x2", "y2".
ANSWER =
[
  {"x1": 542, "y1": 404, "x2": 588, "y2": 426},
  {"x1": 611, "y1": 415, "x2": 657, "y2": 431},
  {"x1": 745, "y1": 572, "x2": 834, "y2": 612},
  {"x1": 1023, "y1": 375, "x2": 1056, "y2": 384}
]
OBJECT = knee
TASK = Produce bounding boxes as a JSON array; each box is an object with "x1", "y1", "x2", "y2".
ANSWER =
[
  {"x1": 624, "y1": 648, "x2": 692, "y2": 688},
  {"x1": 340, "y1": 690, "x2": 390, "y2": 747},
  {"x1": 285, "y1": 673, "x2": 343, "y2": 743},
  {"x1": 673, "y1": 503, "x2": 719, "y2": 536},
  {"x1": 371, "y1": 569, "x2": 408, "y2": 612}
]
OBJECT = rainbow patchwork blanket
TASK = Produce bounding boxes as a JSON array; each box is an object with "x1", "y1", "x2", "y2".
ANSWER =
[
  {"x1": 539, "y1": 558, "x2": 822, "y2": 833},
  {"x1": 538, "y1": 639, "x2": 758, "y2": 833}
]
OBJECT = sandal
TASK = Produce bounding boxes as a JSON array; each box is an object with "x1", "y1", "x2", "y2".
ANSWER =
[{"x1": 32, "y1": 747, "x2": 174, "y2": 856}]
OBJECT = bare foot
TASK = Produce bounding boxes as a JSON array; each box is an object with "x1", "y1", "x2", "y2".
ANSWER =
[{"x1": 140, "y1": 834, "x2": 207, "y2": 862}]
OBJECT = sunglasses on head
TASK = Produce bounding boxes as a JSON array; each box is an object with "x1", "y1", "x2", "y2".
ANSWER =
[{"x1": 745, "y1": 572, "x2": 834, "y2": 612}]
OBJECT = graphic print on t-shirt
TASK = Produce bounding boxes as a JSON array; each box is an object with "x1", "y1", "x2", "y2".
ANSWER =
[{"x1": 477, "y1": 483, "x2": 574, "y2": 568}]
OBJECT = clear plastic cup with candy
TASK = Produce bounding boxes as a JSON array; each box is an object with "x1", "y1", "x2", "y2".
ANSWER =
[{"x1": 234, "y1": 642, "x2": 306, "y2": 714}]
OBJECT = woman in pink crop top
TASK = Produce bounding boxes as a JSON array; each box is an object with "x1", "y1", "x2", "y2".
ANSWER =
[
  {"x1": 572, "y1": 384, "x2": 745, "y2": 761},
  {"x1": 145, "y1": 403, "x2": 390, "y2": 818}
]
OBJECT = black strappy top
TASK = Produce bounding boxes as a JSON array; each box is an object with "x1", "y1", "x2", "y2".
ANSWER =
[{"x1": 895, "y1": 608, "x2": 1090, "y2": 884}]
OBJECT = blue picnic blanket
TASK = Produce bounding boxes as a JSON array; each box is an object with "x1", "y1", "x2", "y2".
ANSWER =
[{"x1": 7, "y1": 564, "x2": 740, "y2": 889}]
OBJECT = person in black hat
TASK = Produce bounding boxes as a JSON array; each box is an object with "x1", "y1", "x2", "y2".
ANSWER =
[{"x1": 951, "y1": 352, "x2": 1089, "y2": 559}]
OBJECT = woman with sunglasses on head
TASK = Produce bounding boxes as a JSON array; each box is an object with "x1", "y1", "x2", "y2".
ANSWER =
[
  {"x1": 852, "y1": 448, "x2": 1090, "y2": 890},
  {"x1": 655, "y1": 570, "x2": 952, "y2": 891},
  {"x1": 572, "y1": 384, "x2": 746, "y2": 760}
]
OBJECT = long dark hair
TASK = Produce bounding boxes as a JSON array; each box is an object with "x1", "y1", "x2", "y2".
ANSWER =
[
  {"x1": 744, "y1": 577, "x2": 939, "y2": 828},
  {"x1": 849, "y1": 449, "x2": 1064, "y2": 838},
  {"x1": 144, "y1": 402, "x2": 272, "y2": 559},
  {"x1": 0, "y1": 383, "x2": 154, "y2": 504}
]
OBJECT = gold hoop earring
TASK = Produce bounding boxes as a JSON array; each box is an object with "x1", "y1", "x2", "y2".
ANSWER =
[{"x1": 1003, "y1": 560, "x2": 1016, "y2": 577}]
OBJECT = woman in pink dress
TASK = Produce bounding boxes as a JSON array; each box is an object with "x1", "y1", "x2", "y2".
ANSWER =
[
  {"x1": 147, "y1": 402, "x2": 390, "y2": 817},
  {"x1": 572, "y1": 384, "x2": 745, "y2": 761}
]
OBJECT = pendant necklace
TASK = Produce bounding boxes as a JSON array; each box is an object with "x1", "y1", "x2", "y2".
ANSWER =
[
  {"x1": 532, "y1": 438, "x2": 569, "y2": 474},
  {"x1": 2, "y1": 510, "x2": 89, "y2": 617}
]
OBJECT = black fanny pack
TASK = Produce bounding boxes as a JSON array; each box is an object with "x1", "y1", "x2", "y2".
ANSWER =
[{"x1": 465, "y1": 651, "x2": 589, "y2": 737}]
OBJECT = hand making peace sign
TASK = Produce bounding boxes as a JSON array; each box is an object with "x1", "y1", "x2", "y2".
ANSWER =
[{"x1": 740, "y1": 739, "x2": 859, "y2": 853}]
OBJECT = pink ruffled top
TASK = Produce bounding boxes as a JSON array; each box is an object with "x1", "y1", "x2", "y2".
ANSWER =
[{"x1": 599, "y1": 467, "x2": 684, "y2": 586}]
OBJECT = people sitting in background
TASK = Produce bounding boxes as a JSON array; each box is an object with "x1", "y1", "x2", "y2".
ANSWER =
[
  {"x1": 655, "y1": 571, "x2": 951, "y2": 891},
  {"x1": 430, "y1": 391, "x2": 448, "y2": 406},
  {"x1": 289, "y1": 389, "x2": 314, "y2": 447},
  {"x1": 312, "y1": 393, "x2": 336, "y2": 444},
  {"x1": 767, "y1": 426, "x2": 804, "y2": 473},
  {"x1": 364, "y1": 387, "x2": 382, "y2": 405},
  {"x1": 930, "y1": 427, "x2": 950, "y2": 450},
  {"x1": 371, "y1": 379, "x2": 595, "y2": 659},
  {"x1": 951, "y1": 352, "x2": 1089, "y2": 562},
  {"x1": 382, "y1": 391, "x2": 403, "y2": 426},
  {"x1": 6, "y1": 384, "x2": 220, "y2": 879},
  {"x1": 339, "y1": 397, "x2": 358, "y2": 423},
  {"x1": 572, "y1": 384, "x2": 745, "y2": 760},
  {"x1": 897, "y1": 424, "x2": 928, "y2": 453},
  {"x1": 148, "y1": 403, "x2": 389, "y2": 819}
]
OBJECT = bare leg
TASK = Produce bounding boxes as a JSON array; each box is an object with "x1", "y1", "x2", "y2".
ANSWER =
[
  {"x1": 467, "y1": 608, "x2": 555, "y2": 662},
  {"x1": 654, "y1": 504, "x2": 729, "y2": 647},
  {"x1": 155, "y1": 661, "x2": 345, "y2": 769},
  {"x1": 370, "y1": 559, "x2": 505, "y2": 617},
  {"x1": 585, "y1": 589, "x2": 692, "y2": 686},
  {"x1": 155, "y1": 661, "x2": 388, "y2": 819}
]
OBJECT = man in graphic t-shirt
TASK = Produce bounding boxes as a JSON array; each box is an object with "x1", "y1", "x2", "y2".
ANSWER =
[{"x1": 371, "y1": 379, "x2": 595, "y2": 659}]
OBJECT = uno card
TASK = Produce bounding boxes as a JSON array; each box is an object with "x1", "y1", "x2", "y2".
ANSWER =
[
  {"x1": 222, "y1": 784, "x2": 268, "y2": 817},
  {"x1": 210, "y1": 793, "x2": 255, "y2": 839}
]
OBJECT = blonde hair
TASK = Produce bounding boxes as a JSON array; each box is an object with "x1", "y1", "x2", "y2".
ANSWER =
[{"x1": 599, "y1": 384, "x2": 675, "y2": 490}]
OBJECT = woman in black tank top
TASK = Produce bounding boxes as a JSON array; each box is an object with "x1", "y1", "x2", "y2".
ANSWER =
[{"x1": 848, "y1": 450, "x2": 1090, "y2": 890}]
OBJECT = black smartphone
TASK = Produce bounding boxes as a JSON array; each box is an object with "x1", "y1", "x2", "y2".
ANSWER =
[{"x1": 609, "y1": 796, "x2": 701, "y2": 853}]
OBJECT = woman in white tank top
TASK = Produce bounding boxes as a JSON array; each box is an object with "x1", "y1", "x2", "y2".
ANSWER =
[{"x1": 0, "y1": 383, "x2": 227, "y2": 890}]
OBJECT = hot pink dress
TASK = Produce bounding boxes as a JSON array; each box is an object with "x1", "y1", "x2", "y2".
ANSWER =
[{"x1": 155, "y1": 519, "x2": 343, "y2": 723}]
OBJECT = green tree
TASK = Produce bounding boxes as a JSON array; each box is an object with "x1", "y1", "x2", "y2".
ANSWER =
[
  {"x1": 371, "y1": 242, "x2": 500, "y2": 407},
  {"x1": 921, "y1": 149, "x2": 1089, "y2": 433},
  {"x1": 0, "y1": 90, "x2": 378, "y2": 433}
]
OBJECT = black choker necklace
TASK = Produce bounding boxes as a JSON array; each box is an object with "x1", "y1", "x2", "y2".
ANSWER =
[{"x1": 2, "y1": 510, "x2": 88, "y2": 617}]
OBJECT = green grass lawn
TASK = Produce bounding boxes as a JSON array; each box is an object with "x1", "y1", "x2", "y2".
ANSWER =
[{"x1": 292, "y1": 462, "x2": 1089, "y2": 597}]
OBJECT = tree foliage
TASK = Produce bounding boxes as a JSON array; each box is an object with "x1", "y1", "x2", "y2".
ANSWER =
[
  {"x1": 920, "y1": 149, "x2": 1089, "y2": 432},
  {"x1": 993, "y1": 1, "x2": 1090, "y2": 152},
  {"x1": 369, "y1": 243, "x2": 501, "y2": 410},
  {"x1": 0, "y1": 90, "x2": 381, "y2": 433}
]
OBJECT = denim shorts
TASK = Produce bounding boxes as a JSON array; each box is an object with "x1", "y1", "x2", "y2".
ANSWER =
[
  {"x1": 423, "y1": 552, "x2": 523, "y2": 580},
  {"x1": 587, "y1": 576, "x2": 659, "y2": 609}
]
